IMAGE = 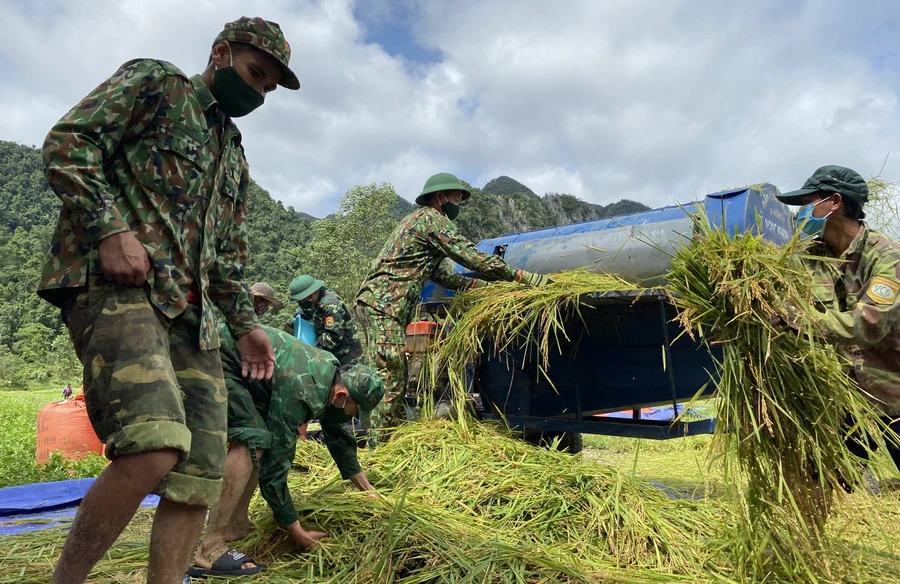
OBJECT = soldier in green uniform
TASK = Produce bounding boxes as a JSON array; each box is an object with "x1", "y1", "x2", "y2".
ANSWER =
[
  {"x1": 190, "y1": 324, "x2": 383, "y2": 577},
  {"x1": 776, "y1": 165, "x2": 900, "y2": 474},
  {"x1": 38, "y1": 17, "x2": 300, "y2": 584},
  {"x1": 250, "y1": 282, "x2": 284, "y2": 317},
  {"x1": 284, "y1": 275, "x2": 363, "y2": 365},
  {"x1": 355, "y1": 172, "x2": 550, "y2": 443}
]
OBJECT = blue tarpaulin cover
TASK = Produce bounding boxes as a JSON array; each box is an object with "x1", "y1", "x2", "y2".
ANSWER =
[{"x1": 0, "y1": 478, "x2": 158, "y2": 536}]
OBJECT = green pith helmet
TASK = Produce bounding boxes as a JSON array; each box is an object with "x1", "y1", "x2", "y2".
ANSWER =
[
  {"x1": 341, "y1": 364, "x2": 385, "y2": 428},
  {"x1": 288, "y1": 274, "x2": 325, "y2": 302},
  {"x1": 415, "y1": 172, "x2": 472, "y2": 205}
]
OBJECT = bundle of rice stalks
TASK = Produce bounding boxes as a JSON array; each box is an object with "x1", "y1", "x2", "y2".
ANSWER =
[
  {"x1": 666, "y1": 209, "x2": 889, "y2": 582},
  {"x1": 424, "y1": 269, "x2": 640, "y2": 421},
  {"x1": 866, "y1": 176, "x2": 900, "y2": 239},
  {"x1": 240, "y1": 420, "x2": 724, "y2": 583}
]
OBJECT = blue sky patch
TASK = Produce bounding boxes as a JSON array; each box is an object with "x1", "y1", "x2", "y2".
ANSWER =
[{"x1": 352, "y1": 1, "x2": 442, "y2": 67}]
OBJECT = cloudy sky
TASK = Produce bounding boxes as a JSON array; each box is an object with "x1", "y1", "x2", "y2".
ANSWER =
[{"x1": 1, "y1": 0, "x2": 898, "y2": 217}]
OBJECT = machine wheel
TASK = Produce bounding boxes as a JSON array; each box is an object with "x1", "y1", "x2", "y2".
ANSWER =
[{"x1": 523, "y1": 430, "x2": 583, "y2": 454}]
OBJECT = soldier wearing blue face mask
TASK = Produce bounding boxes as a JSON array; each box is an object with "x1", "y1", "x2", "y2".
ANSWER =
[{"x1": 776, "y1": 165, "x2": 900, "y2": 487}]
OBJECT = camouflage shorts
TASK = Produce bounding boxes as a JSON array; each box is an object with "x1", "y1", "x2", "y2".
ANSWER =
[
  {"x1": 225, "y1": 375, "x2": 273, "y2": 466},
  {"x1": 62, "y1": 275, "x2": 227, "y2": 506},
  {"x1": 355, "y1": 304, "x2": 406, "y2": 443}
]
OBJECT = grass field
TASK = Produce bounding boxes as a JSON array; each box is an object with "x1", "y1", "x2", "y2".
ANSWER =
[
  {"x1": 1, "y1": 391, "x2": 900, "y2": 582},
  {"x1": 0, "y1": 390, "x2": 106, "y2": 489}
]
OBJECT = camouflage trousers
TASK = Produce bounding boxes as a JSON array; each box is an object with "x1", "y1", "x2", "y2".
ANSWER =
[
  {"x1": 225, "y1": 374, "x2": 273, "y2": 469},
  {"x1": 355, "y1": 303, "x2": 406, "y2": 445},
  {"x1": 62, "y1": 275, "x2": 227, "y2": 506}
]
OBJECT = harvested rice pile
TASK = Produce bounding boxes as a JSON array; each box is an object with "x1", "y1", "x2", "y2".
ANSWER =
[
  {"x1": 240, "y1": 420, "x2": 726, "y2": 583},
  {"x1": 2, "y1": 421, "x2": 900, "y2": 583}
]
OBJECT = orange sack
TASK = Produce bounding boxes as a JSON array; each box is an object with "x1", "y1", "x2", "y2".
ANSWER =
[{"x1": 36, "y1": 394, "x2": 104, "y2": 464}]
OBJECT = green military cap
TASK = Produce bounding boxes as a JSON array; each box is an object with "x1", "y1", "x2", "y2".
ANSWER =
[
  {"x1": 777, "y1": 165, "x2": 869, "y2": 206},
  {"x1": 340, "y1": 364, "x2": 385, "y2": 428},
  {"x1": 214, "y1": 16, "x2": 301, "y2": 90},
  {"x1": 289, "y1": 274, "x2": 324, "y2": 302},
  {"x1": 415, "y1": 172, "x2": 472, "y2": 205}
]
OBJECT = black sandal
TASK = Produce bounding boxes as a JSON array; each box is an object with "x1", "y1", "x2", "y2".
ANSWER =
[{"x1": 187, "y1": 548, "x2": 266, "y2": 578}]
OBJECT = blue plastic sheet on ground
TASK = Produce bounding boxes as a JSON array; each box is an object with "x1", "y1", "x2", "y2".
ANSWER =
[
  {"x1": 0, "y1": 478, "x2": 158, "y2": 536},
  {"x1": 601, "y1": 404, "x2": 688, "y2": 421}
]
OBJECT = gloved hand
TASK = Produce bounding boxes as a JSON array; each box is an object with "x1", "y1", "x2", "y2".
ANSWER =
[{"x1": 517, "y1": 270, "x2": 552, "y2": 287}]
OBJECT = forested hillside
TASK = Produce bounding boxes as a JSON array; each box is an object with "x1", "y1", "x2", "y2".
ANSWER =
[{"x1": 0, "y1": 140, "x2": 649, "y2": 389}]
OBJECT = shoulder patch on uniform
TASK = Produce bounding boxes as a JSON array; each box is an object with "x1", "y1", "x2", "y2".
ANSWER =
[
  {"x1": 324, "y1": 315, "x2": 335, "y2": 328},
  {"x1": 866, "y1": 276, "x2": 900, "y2": 305},
  {"x1": 153, "y1": 59, "x2": 189, "y2": 80}
]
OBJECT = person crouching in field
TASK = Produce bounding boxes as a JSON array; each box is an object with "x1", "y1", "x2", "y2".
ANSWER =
[{"x1": 188, "y1": 324, "x2": 384, "y2": 578}]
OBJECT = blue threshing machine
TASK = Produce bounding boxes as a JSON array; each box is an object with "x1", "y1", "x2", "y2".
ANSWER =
[{"x1": 412, "y1": 184, "x2": 795, "y2": 451}]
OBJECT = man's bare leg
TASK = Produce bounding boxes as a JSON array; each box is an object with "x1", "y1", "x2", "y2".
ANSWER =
[
  {"x1": 50, "y1": 449, "x2": 179, "y2": 584},
  {"x1": 226, "y1": 468, "x2": 259, "y2": 542},
  {"x1": 194, "y1": 445, "x2": 258, "y2": 570},
  {"x1": 146, "y1": 498, "x2": 208, "y2": 583}
]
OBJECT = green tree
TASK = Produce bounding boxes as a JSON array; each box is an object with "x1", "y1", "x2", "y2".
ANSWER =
[
  {"x1": 292, "y1": 183, "x2": 399, "y2": 302},
  {"x1": 13, "y1": 322, "x2": 52, "y2": 365}
]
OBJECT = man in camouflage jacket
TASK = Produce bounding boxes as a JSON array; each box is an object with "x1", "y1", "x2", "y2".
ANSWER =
[
  {"x1": 285, "y1": 274, "x2": 363, "y2": 365},
  {"x1": 190, "y1": 324, "x2": 383, "y2": 577},
  {"x1": 777, "y1": 165, "x2": 900, "y2": 474},
  {"x1": 355, "y1": 172, "x2": 550, "y2": 444},
  {"x1": 39, "y1": 17, "x2": 299, "y2": 584}
]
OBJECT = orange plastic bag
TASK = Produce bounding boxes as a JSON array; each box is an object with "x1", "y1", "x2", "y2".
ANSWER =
[{"x1": 36, "y1": 394, "x2": 105, "y2": 464}]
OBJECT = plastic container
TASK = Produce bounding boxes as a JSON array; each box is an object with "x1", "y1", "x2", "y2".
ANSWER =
[
  {"x1": 293, "y1": 315, "x2": 317, "y2": 345},
  {"x1": 36, "y1": 394, "x2": 104, "y2": 464}
]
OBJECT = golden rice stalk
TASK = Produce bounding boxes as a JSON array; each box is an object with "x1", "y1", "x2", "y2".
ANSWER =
[{"x1": 667, "y1": 207, "x2": 890, "y2": 582}]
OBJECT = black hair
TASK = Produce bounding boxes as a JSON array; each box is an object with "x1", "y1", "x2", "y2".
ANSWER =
[
  {"x1": 332, "y1": 369, "x2": 345, "y2": 391},
  {"x1": 841, "y1": 196, "x2": 866, "y2": 220}
]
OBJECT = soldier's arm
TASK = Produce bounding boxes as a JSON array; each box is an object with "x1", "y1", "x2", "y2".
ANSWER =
[
  {"x1": 257, "y1": 405, "x2": 307, "y2": 527},
  {"x1": 430, "y1": 258, "x2": 485, "y2": 291},
  {"x1": 316, "y1": 302, "x2": 345, "y2": 352},
  {"x1": 814, "y1": 251, "x2": 900, "y2": 348},
  {"x1": 320, "y1": 415, "x2": 363, "y2": 479},
  {"x1": 208, "y1": 162, "x2": 258, "y2": 338},
  {"x1": 42, "y1": 59, "x2": 173, "y2": 244},
  {"x1": 427, "y1": 214, "x2": 521, "y2": 282}
]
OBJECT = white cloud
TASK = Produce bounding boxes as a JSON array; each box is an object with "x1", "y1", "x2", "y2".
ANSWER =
[{"x1": 0, "y1": 0, "x2": 897, "y2": 218}]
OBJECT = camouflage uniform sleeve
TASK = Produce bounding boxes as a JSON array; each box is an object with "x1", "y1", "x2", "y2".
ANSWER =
[
  {"x1": 815, "y1": 249, "x2": 900, "y2": 348},
  {"x1": 208, "y1": 162, "x2": 258, "y2": 338},
  {"x1": 42, "y1": 59, "x2": 172, "y2": 244},
  {"x1": 257, "y1": 401, "x2": 310, "y2": 527},
  {"x1": 316, "y1": 300, "x2": 345, "y2": 353},
  {"x1": 427, "y1": 212, "x2": 520, "y2": 282},
  {"x1": 430, "y1": 258, "x2": 481, "y2": 291},
  {"x1": 320, "y1": 414, "x2": 362, "y2": 479}
]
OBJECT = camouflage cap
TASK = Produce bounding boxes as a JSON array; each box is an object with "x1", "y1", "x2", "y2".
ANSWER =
[
  {"x1": 250, "y1": 282, "x2": 284, "y2": 308},
  {"x1": 340, "y1": 364, "x2": 385, "y2": 429},
  {"x1": 214, "y1": 16, "x2": 300, "y2": 90},
  {"x1": 777, "y1": 165, "x2": 869, "y2": 206}
]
